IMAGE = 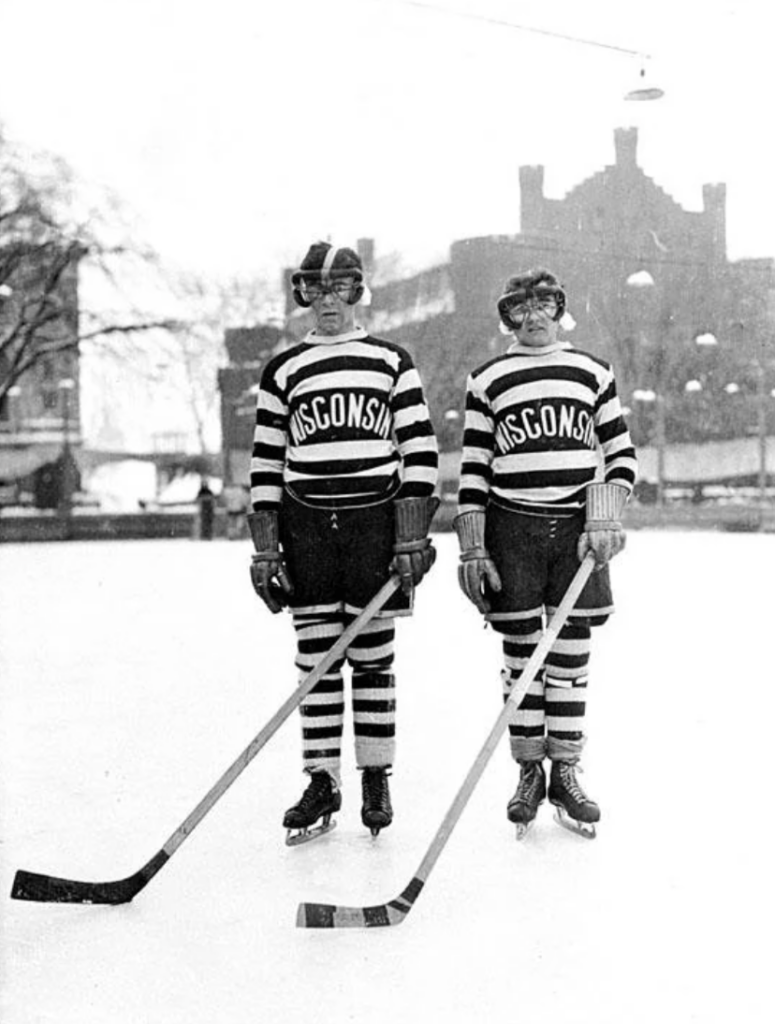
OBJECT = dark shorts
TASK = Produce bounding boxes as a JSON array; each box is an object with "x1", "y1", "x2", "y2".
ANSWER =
[
  {"x1": 484, "y1": 502, "x2": 613, "y2": 628},
  {"x1": 279, "y1": 492, "x2": 410, "y2": 616}
]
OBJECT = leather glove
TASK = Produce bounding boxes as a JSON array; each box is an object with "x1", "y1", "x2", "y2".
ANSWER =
[
  {"x1": 576, "y1": 482, "x2": 628, "y2": 569},
  {"x1": 247, "y1": 510, "x2": 293, "y2": 613},
  {"x1": 391, "y1": 495, "x2": 440, "y2": 597},
  {"x1": 454, "y1": 510, "x2": 502, "y2": 614}
]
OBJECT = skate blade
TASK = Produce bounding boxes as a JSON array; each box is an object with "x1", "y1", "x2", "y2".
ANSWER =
[
  {"x1": 553, "y1": 807, "x2": 596, "y2": 840},
  {"x1": 514, "y1": 821, "x2": 533, "y2": 841},
  {"x1": 285, "y1": 818, "x2": 337, "y2": 847}
]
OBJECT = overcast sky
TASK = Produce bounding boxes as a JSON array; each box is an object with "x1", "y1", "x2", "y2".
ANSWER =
[{"x1": 2, "y1": 0, "x2": 773, "y2": 289}]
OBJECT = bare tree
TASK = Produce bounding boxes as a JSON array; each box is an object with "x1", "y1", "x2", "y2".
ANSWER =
[
  {"x1": 0, "y1": 126, "x2": 180, "y2": 404},
  {"x1": 152, "y1": 272, "x2": 281, "y2": 454}
]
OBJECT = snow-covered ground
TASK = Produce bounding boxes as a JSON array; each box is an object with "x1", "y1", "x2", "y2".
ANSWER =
[{"x1": 1, "y1": 531, "x2": 771, "y2": 1024}]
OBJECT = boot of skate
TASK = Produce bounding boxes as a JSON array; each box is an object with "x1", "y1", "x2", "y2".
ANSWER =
[
  {"x1": 507, "y1": 760, "x2": 547, "y2": 826},
  {"x1": 548, "y1": 760, "x2": 600, "y2": 827},
  {"x1": 283, "y1": 771, "x2": 341, "y2": 844},
  {"x1": 360, "y1": 766, "x2": 393, "y2": 835}
]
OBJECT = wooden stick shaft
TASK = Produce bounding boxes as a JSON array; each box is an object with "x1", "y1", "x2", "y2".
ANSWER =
[
  {"x1": 161, "y1": 575, "x2": 401, "y2": 856},
  {"x1": 413, "y1": 555, "x2": 595, "y2": 884}
]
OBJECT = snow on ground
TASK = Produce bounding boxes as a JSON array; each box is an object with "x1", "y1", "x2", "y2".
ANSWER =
[{"x1": 0, "y1": 530, "x2": 772, "y2": 1024}]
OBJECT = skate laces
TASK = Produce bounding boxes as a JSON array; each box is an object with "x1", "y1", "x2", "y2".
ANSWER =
[
  {"x1": 517, "y1": 762, "x2": 543, "y2": 799},
  {"x1": 298, "y1": 772, "x2": 333, "y2": 810},
  {"x1": 362, "y1": 768, "x2": 391, "y2": 809},
  {"x1": 558, "y1": 762, "x2": 587, "y2": 801}
]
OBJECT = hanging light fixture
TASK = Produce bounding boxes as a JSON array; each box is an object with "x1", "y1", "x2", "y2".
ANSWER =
[{"x1": 625, "y1": 64, "x2": 665, "y2": 101}]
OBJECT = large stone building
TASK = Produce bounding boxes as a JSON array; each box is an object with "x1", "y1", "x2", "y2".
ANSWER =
[
  {"x1": 358, "y1": 127, "x2": 775, "y2": 457},
  {"x1": 217, "y1": 324, "x2": 293, "y2": 485},
  {"x1": 224, "y1": 126, "x2": 775, "y2": 492}
]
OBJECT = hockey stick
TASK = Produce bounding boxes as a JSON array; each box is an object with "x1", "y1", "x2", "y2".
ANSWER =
[
  {"x1": 11, "y1": 575, "x2": 401, "y2": 904},
  {"x1": 297, "y1": 553, "x2": 596, "y2": 928}
]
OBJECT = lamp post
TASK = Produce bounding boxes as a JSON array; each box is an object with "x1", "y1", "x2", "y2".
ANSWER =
[
  {"x1": 58, "y1": 377, "x2": 75, "y2": 515},
  {"x1": 755, "y1": 355, "x2": 768, "y2": 504},
  {"x1": 729, "y1": 320, "x2": 770, "y2": 504},
  {"x1": 6, "y1": 385, "x2": 22, "y2": 433},
  {"x1": 626, "y1": 270, "x2": 666, "y2": 505}
]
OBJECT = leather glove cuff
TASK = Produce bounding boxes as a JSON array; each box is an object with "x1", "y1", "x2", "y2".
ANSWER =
[
  {"x1": 247, "y1": 509, "x2": 281, "y2": 555},
  {"x1": 393, "y1": 495, "x2": 440, "y2": 552},
  {"x1": 584, "y1": 483, "x2": 628, "y2": 532},
  {"x1": 454, "y1": 509, "x2": 488, "y2": 557}
]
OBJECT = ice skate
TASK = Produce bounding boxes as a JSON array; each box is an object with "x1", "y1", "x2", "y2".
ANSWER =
[
  {"x1": 283, "y1": 771, "x2": 341, "y2": 846},
  {"x1": 360, "y1": 766, "x2": 393, "y2": 836},
  {"x1": 507, "y1": 760, "x2": 546, "y2": 840},
  {"x1": 548, "y1": 760, "x2": 599, "y2": 839}
]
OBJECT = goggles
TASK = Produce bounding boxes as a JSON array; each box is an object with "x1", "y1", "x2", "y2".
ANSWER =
[
  {"x1": 299, "y1": 279, "x2": 356, "y2": 302},
  {"x1": 501, "y1": 295, "x2": 558, "y2": 328}
]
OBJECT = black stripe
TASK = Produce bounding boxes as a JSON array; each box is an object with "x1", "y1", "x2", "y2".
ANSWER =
[
  {"x1": 287, "y1": 454, "x2": 396, "y2": 477},
  {"x1": 363, "y1": 905, "x2": 391, "y2": 927},
  {"x1": 463, "y1": 427, "x2": 496, "y2": 450},
  {"x1": 487, "y1": 365, "x2": 600, "y2": 402},
  {"x1": 502, "y1": 693, "x2": 544, "y2": 711},
  {"x1": 255, "y1": 407, "x2": 288, "y2": 429},
  {"x1": 351, "y1": 671, "x2": 394, "y2": 685},
  {"x1": 546, "y1": 654, "x2": 590, "y2": 670},
  {"x1": 286, "y1": 356, "x2": 397, "y2": 393},
  {"x1": 250, "y1": 470, "x2": 283, "y2": 488},
  {"x1": 290, "y1": 474, "x2": 398, "y2": 498},
  {"x1": 303, "y1": 748, "x2": 340, "y2": 761},
  {"x1": 544, "y1": 700, "x2": 587, "y2": 717},
  {"x1": 395, "y1": 420, "x2": 436, "y2": 443},
  {"x1": 353, "y1": 723, "x2": 396, "y2": 737},
  {"x1": 301, "y1": 703, "x2": 346, "y2": 718},
  {"x1": 353, "y1": 699, "x2": 396, "y2": 714},
  {"x1": 546, "y1": 729, "x2": 583, "y2": 741},
  {"x1": 508, "y1": 725, "x2": 545, "y2": 738},
  {"x1": 393, "y1": 386, "x2": 425, "y2": 411},
  {"x1": 302, "y1": 726, "x2": 343, "y2": 740},
  {"x1": 494, "y1": 467, "x2": 593, "y2": 490}
]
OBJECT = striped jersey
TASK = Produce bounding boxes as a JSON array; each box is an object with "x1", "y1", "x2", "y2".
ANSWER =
[
  {"x1": 458, "y1": 340, "x2": 637, "y2": 516},
  {"x1": 250, "y1": 327, "x2": 438, "y2": 510}
]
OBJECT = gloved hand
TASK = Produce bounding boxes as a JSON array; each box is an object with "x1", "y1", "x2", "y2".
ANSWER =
[
  {"x1": 247, "y1": 510, "x2": 294, "y2": 613},
  {"x1": 576, "y1": 482, "x2": 628, "y2": 569},
  {"x1": 454, "y1": 509, "x2": 501, "y2": 614},
  {"x1": 391, "y1": 496, "x2": 440, "y2": 596}
]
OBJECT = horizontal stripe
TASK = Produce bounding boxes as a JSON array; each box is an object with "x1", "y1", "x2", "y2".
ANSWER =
[
  {"x1": 508, "y1": 725, "x2": 546, "y2": 738},
  {"x1": 302, "y1": 725, "x2": 344, "y2": 740},
  {"x1": 251, "y1": 334, "x2": 437, "y2": 510},
  {"x1": 300, "y1": 703, "x2": 346, "y2": 718},
  {"x1": 352, "y1": 699, "x2": 397, "y2": 714},
  {"x1": 354, "y1": 722, "x2": 396, "y2": 737},
  {"x1": 459, "y1": 344, "x2": 636, "y2": 513}
]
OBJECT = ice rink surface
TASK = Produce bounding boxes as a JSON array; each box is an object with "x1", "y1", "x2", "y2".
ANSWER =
[{"x1": 1, "y1": 530, "x2": 772, "y2": 1024}]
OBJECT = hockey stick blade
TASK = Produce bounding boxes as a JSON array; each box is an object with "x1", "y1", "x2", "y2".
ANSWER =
[
  {"x1": 297, "y1": 555, "x2": 595, "y2": 929},
  {"x1": 297, "y1": 877, "x2": 424, "y2": 928},
  {"x1": 12, "y1": 852, "x2": 169, "y2": 905},
  {"x1": 11, "y1": 576, "x2": 401, "y2": 905}
]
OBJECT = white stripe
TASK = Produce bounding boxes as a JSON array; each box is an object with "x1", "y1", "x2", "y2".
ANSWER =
[
  {"x1": 350, "y1": 687, "x2": 396, "y2": 703},
  {"x1": 293, "y1": 369, "x2": 394, "y2": 395},
  {"x1": 321, "y1": 245, "x2": 339, "y2": 281},
  {"x1": 495, "y1": 449, "x2": 599, "y2": 473}
]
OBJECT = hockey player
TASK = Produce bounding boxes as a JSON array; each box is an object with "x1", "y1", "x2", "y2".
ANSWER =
[
  {"x1": 249, "y1": 241, "x2": 439, "y2": 844},
  {"x1": 455, "y1": 268, "x2": 636, "y2": 838}
]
